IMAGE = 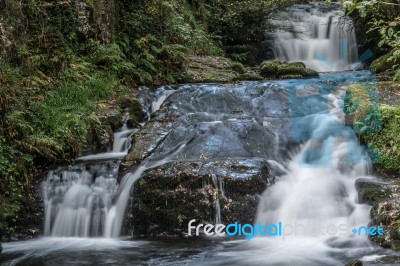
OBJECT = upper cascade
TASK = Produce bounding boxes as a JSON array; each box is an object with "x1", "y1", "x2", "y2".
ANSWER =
[{"x1": 271, "y1": 3, "x2": 359, "y2": 72}]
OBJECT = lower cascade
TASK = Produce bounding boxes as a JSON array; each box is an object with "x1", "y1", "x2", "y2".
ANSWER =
[
  {"x1": 42, "y1": 119, "x2": 134, "y2": 237},
  {"x1": 42, "y1": 90, "x2": 175, "y2": 237}
]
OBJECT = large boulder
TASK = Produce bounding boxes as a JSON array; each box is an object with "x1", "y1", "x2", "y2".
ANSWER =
[{"x1": 122, "y1": 82, "x2": 293, "y2": 235}]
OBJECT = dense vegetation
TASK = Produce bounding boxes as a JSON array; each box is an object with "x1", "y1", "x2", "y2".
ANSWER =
[
  {"x1": 0, "y1": 0, "x2": 301, "y2": 235},
  {"x1": 343, "y1": 0, "x2": 400, "y2": 79},
  {"x1": 343, "y1": 0, "x2": 400, "y2": 172}
]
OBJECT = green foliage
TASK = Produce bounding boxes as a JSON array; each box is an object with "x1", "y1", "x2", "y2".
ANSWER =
[
  {"x1": 345, "y1": 84, "x2": 400, "y2": 171},
  {"x1": 0, "y1": 137, "x2": 28, "y2": 229},
  {"x1": 344, "y1": 83, "x2": 382, "y2": 134},
  {"x1": 0, "y1": 63, "x2": 116, "y2": 230},
  {"x1": 360, "y1": 105, "x2": 400, "y2": 171},
  {"x1": 344, "y1": 0, "x2": 400, "y2": 78}
]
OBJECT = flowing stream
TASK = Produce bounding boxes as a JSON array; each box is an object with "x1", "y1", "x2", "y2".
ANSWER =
[{"x1": 1, "y1": 3, "x2": 399, "y2": 266}]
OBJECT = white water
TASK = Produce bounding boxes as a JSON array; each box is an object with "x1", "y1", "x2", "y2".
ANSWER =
[
  {"x1": 272, "y1": 3, "x2": 359, "y2": 72},
  {"x1": 43, "y1": 90, "x2": 176, "y2": 238},
  {"x1": 104, "y1": 144, "x2": 186, "y2": 237},
  {"x1": 211, "y1": 174, "x2": 226, "y2": 225},
  {"x1": 251, "y1": 86, "x2": 375, "y2": 264},
  {"x1": 77, "y1": 117, "x2": 137, "y2": 161}
]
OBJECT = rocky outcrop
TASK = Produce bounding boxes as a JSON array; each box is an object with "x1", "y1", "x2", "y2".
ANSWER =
[
  {"x1": 80, "y1": 89, "x2": 146, "y2": 156},
  {"x1": 128, "y1": 160, "x2": 270, "y2": 236},
  {"x1": 356, "y1": 178, "x2": 400, "y2": 250},
  {"x1": 122, "y1": 82, "x2": 293, "y2": 236}
]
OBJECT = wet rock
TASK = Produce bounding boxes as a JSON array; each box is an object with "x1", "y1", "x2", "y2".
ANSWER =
[
  {"x1": 124, "y1": 82, "x2": 292, "y2": 170},
  {"x1": 127, "y1": 159, "x2": 271, "y2": 236},
  {"x1": 123, "y1": 82, "x2": 294, "y2": 236},
  {"x1": 345, "y1": 260, "x2": 363, "y2": 266},
  {"x1": 355, "y1": 178, "x2": 390, "y2": 206},
  {"x1": 99, "y1": 107, "x2": 123, "y2": 132},
  {"x1": 356, "y1": 178, "x2": 400, "y2": 250},
  {"x1": 0, "y1": 173, "x2": 43, "y2": 241},
  {"x1": 260, "y1": 60, "x2": 319, "y2": 79}
]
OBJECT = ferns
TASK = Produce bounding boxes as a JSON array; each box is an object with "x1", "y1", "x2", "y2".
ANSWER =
[{"x1": 92, "y1": 43, "x2": 126, "y2": 70}]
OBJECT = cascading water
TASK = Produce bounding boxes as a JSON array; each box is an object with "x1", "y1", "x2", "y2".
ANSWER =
[
  {"x1": 3, "y1": 3, "x2": 395, "y2": 265},
  {"x1": 252, "y1": 87, "x2": 374, "y2": 265},
  {"x1": 42, "y1": 118, "x2": 134, "y2": 237},
  {"x1": 271, "y1": 3, "x2": 359, "y2": 72},
  {"x1": 212, "y1": 174, "x2": 226, "y2": 225},
  {"x1": 42, "y1": 90, "x2": 175, "y2": 238}
]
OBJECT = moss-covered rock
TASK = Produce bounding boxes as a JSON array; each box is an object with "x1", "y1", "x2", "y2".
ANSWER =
[
  {"x1": 230, "y1": 62, "x2": 246, "y2": 74},
  {"x1": 186, "y1": 55, "x2": 257, "y2": 83},
  {"x1": 237, "y1": 73, "x2": 264, "y2": 81},
  {"x1": 260, "y1": 60, "x2": 318, "y2": 79},
  {"x1": 116, "y1": 95, "x2": 146, "y2": 123},
  {"x1": 371, "y1": 53, "x2": 398, "y2": 74},
  {"x1": 260, "y1": 59, "x2": 280, "y2": 78},
  {"x1": 344, "y1": 84, "x2": 373, "y2": 125}
]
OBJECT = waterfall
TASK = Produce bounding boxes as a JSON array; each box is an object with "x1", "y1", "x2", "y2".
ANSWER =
[
  {"x1": 211, "y1": 174, "x2": 226, "y2": 225},
  {"x1": 43, "y1": 163, "x2": 120, "y2": 237},
  {"x1": 43, "y1": 119, "x2": 133, "y2": 237},
  {"x1": 246, "y1": 85, "x2": 375, "y2": 264},
  {"x1": 43, "y1": 90, "x2": 175, "y2": 238},
  {"x1": 271, "y1": 3, "x2": 359, "y2": 72},
  {"x1": 257, "y1": 85, "x2": 372, "y2": 234}
]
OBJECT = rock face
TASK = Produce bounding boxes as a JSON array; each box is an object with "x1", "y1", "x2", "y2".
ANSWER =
[
  {"x1": 356, "y1": 178, "x2": 400, "y2": 250},
  {"x1": 122, "y1": 82, "x2": 293, "y2": 235},
  {"x1": 130, "y1": 160, "x2": 269, "y2": 236}
]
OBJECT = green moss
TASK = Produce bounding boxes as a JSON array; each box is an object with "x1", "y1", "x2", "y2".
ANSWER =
[
  {"x1": 260, "y1": 60, "x2": 280, "y2": 78},
  {"x1": 291, "y1": 62, "x2": 306, "y2": 68},
  {"x1": 230, "y1": 62, "x2": 246, "y2": 74},
  {"x1": 237, "y1": 73, "x2": 263, "y2": 81},
  {"x1": 116, "y1": 95, "x2": 146, "y2": 122},
  {"x1": 345, "y1": 84, "x2": 372, "y2": 124},
  {"x1": 358, "y1": 105, "x2": 400, "y2": 171},
  {"x1": 260, "y1": 60, "x2": 318, "y2": 79}
]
